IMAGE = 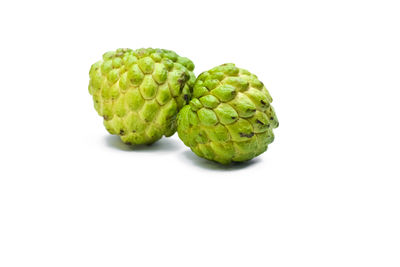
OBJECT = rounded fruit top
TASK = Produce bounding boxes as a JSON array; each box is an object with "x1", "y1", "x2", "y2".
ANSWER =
[
  {"x1": 177, "y1": 63, "x2": 278, "y2": 164},
  {"x1": 88, "y1": 48, "x2": 195, "y2": 145}
]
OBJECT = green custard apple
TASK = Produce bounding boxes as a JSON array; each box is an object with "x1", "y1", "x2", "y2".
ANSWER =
[
  {"x1": 89, "y1": 48, "x2": 195, "y2": 145},
  {"x1": 177, "y1": 63, "x2": 278, "y2": 164}
]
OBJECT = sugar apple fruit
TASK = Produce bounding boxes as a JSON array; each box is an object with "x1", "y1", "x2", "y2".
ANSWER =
[
  {"x1": 177, "y1": 63, "x2": 278, "y2": 164},
  {"x1": 88, "y1": 48, "x2": 195, "y2": 145}
]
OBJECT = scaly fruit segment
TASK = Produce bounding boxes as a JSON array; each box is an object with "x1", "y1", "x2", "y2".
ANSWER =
[
  {"x1": 89, "y1": 48, "x2": 195, "y2": 145},
  {"x1": 177, "y1": 63, "x2": 278, "y2": 164}
]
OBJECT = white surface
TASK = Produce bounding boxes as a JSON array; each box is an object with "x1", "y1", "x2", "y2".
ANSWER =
[{"x1": 1, "y1": 0, "x2": 400, "y2": 266}]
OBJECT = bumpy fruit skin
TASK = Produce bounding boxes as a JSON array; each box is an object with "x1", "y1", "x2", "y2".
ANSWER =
[
  {"x1": 89, "y1": 48, "x2": 195, "y2": 145},
  {"x1": 177, "y1": 63, "x2": 278, "y2": 164}
]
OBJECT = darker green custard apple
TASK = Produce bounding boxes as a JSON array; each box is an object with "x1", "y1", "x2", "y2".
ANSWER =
[
  {"x1": 177, "y1": 63, "x2": 278, "y2": 164},
  {"x1": 89, "y1": 48, "x2": 195, "y2": 145}
]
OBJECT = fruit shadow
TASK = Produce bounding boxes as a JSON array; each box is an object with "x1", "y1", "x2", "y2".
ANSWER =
[
  {"x1": 104, "y1": 135, "x2": 180, "y2": 152},
  {"x1": 179, "y1": 150, "x2": 261, "y2": 171}
]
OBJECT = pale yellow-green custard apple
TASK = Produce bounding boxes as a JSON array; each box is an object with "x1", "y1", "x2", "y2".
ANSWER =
[
  {"x1": 177, "y1": 63, "x2": 278, "y2": 164},
  {"x1": 89, "y1": 48, "x2": 195, "y2": 145}
]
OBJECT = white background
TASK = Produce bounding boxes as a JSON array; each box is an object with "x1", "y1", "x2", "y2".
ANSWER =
[{"x1": 0, "y1": 0, "x2": 399, "y2": 266}]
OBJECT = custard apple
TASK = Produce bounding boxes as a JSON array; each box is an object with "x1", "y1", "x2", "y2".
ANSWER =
[
  {"x1": 89, "y1": 48, "x2": 195, "y2": 145},
  {"x1": 177, "y1": 63, "x2": 278, "y2": 164}
]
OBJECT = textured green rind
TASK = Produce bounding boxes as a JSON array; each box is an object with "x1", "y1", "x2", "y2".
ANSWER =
[
  {"x1": 177, "y1": 63, "x2": 278, "y2": 164},
  {"x1": 88, "y1": 48, "x2": 195, "y2": 145}
]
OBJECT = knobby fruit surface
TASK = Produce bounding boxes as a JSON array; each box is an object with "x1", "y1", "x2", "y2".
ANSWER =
[
  {"x1": 177, "y1": 63, "x2": 278, "y2": 164},
  {"x1": 88, "y1": 48, "x2": 195, "y2": 145}
]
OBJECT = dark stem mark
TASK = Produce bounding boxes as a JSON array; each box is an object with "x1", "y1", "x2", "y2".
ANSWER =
[
  {"x1": 183, "y1": 94, "x2": 189, "y2": 103},
  {"x1": 239, "y1": 132, "x2": 255, "y2": 138}
]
